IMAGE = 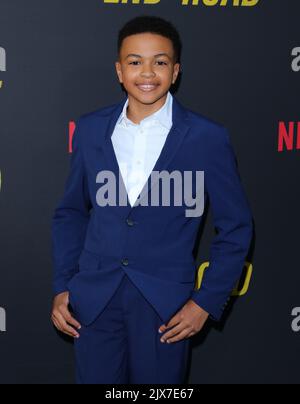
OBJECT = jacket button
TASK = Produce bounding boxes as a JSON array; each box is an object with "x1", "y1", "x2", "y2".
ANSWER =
[
  {"x1": 121, "y1": 258, "x2": 129, "y2": 266},
  {"x1": 126, "y1": 218, "x2": 135, "y2": 226}
]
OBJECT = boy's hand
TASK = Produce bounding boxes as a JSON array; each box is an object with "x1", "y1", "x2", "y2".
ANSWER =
[
  {"x1": 51, "y1": 292, "x2": 81, "y2": 338},
  {"x1": 158, "y1": 300, "x2": 209, "y2": 343}
]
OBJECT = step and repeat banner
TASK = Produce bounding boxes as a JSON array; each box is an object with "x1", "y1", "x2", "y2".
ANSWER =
[{"x1": 0, "y1": 0, "x2": 299, "y2": 384}]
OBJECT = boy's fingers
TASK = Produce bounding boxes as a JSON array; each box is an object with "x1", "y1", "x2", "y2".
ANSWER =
[
  {"x1": 51, "y1": 316, "x2": 62, "y2": 332},
  {"x1": 159, "y1": 319, "x2": 179, "y2": 333},
  {"x1": 62, "y1": 322, "x2": 80, "y2": 338},
  {"x1": 164, "y1": 313, "x2": 182, "y2": 330},
  {"x1": 53, "y1": 314, "x2": 66, "y2": 334},
  {"x1": 55, "y1": 312, "x2": 80, "y2": 338},
  {"x1": 164, "y1": 329, "x2": 190, "y2": 344},
  {"x1": 60, "y1": 305, "x2": 81, "y2": 330},
  {"x1": 160, "y1": 323, "x2": 187, "y2": 342},
  {"x1": 68, "y1": 316, "x2": 81, "y2": 330}
]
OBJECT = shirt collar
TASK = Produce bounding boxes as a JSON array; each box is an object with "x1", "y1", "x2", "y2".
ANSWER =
[{"x1": 117, "y1": 91, "x2": 173, "y2": 130}]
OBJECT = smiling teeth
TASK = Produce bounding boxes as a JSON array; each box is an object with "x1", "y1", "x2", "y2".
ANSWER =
[{"x1": 138, "y1": 85, "x2": 157, "y2": 90}]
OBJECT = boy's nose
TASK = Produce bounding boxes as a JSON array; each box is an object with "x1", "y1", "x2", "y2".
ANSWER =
[{"x1": 141, "y1": 67, "x2": 156, "y2": 77}]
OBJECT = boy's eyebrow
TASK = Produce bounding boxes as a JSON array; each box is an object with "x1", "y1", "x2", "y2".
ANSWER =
[{"x1": 125, "y1": 53, "x2": 172, "y2": 60}]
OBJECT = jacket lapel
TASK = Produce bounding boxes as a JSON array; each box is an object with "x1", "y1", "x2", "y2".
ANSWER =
[
  {"x1": 97, "y1": 95, "x2": 191, "y2": 213},
  {"x1": 133, "y1": 97, "x2": 190, "y2": 207}
]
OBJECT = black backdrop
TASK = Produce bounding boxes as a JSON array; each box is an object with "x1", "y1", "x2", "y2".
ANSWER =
[{"x1": 0, "y1": 0, "x2": 299, "y2": 384}]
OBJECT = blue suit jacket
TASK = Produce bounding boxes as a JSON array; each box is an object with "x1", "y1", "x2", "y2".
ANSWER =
[{"x1": 52, "y1": 96, "x2": 253, "y2": 326}]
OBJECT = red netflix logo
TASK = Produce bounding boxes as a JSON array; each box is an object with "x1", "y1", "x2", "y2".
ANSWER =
[
  {"x1": 69, "y1": 121, "x2": 76, "y2": 153},
  {"x1": 69, "y1": 121, "x2": 300, "y2": 153},
  {"x1": 278, "y1": 122, "x2": 300, "y2": 152}
]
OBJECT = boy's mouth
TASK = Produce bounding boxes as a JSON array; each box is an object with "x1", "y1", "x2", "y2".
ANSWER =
[{"x1": 136, "y1": 83, "x2": 159, "y2": 92}]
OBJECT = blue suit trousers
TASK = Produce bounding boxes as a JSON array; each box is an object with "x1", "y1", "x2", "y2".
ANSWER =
[{"x1": 73, "y1": 273, "x2": 191, "y2": 384}]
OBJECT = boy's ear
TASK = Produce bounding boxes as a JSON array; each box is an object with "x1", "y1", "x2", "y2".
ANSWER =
[
  {"x1": 115, "y1": 61, "x2": 123, "y2": 84},
  {"x1": 172, "y1": 63, "x2": 181, "y2": 84}
]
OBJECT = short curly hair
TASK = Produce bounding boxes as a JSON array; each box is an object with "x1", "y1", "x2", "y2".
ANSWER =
[{"x1": 118, "y1": 15, "x2": 182, "y2": 63}]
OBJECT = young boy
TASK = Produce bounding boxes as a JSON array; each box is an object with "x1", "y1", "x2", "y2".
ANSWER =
[{"x1": 51, "y1": 16, "x2": 253, "y2": 384}]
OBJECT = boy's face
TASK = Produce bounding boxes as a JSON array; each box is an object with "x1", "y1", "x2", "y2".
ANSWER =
[{"x1": 115, "y1": 33, "x2": 180, "y2": 105}]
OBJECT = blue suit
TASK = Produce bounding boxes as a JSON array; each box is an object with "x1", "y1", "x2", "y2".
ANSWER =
[{"x1": 52, "y1": 96, "x2": 253, "y2": 383}]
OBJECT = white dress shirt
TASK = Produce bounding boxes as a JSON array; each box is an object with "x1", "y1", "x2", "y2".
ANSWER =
[{"x1": 111, "y1": 91, "x2": 173, "y2": 207}]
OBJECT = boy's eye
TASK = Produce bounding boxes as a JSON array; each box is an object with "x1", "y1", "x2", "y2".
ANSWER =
[{"x1": 128, "y1": 61, "x2": 168, "y2": 66}]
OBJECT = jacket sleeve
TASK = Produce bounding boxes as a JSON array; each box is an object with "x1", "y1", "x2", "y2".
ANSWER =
[
  {"x1": 190, "y1": 126, "x2": 253, "y2": 321},
  {"x1": 51, "y1": 117, "x2": 92, "y2": 296}
]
